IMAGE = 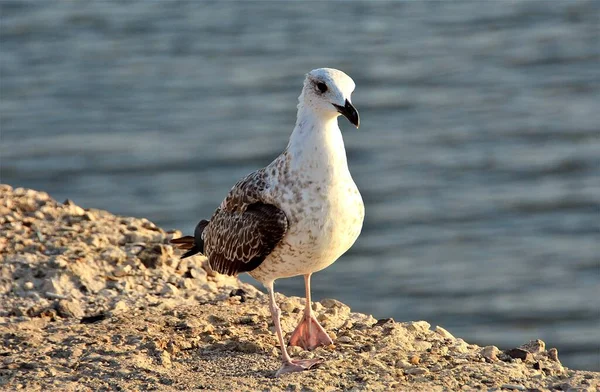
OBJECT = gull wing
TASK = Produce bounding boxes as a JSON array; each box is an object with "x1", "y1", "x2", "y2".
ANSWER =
[
  {"x1": 203, "y1": 202, "x2": 287, "y2": 276},
  {"x1": 202, "y1": 170, "x2": 288, "y2": 276}
]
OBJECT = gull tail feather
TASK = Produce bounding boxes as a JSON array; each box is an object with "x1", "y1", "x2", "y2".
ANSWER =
[{"x1": 170, "y1": 219, "x2": 209, "y2": 259}]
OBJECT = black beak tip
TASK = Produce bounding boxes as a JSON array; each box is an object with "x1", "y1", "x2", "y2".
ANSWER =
[{"x1": 334, "y1": 100, "x2": 360, "y2": 129}]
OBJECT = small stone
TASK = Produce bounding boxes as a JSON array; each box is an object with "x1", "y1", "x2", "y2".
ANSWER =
[
  {"x1": 406, "y1": 321, "x2": 431, "y2": 333},
  {"x1": 395, "y1": 360, "x2": 412, "y2": 369},
  {"x1": 101, "y1": 247, "x2": 126, "y2": 264},
  {"x1": 190, "y1": 267, "x2": 207, "y2": 280},
  {"x1": 505, "y1": 348, "x2": 533, "y2": 362},
  {"x1": 288, "y1": 345, "x2": 303, "y2": 355},
  {"x1": 434, "y1": 326, "x2": 455, "y2": 339},
  {"x1": 159, "y1": 350, "x2": 171, "y2": 367},
  {"x1": 405, "y1": 367, "x2": 429, "y2": 376},
  {"x1": 374, "y1": 318, "x2": 395, "y2": 327},
  {"x1": 229, "y1": 288, "x2": 248, "y2": 302},
  {"x1": 547, "y1": 347, "x2": 560, "y2": 362},
  {"x1": 181, "y1": 278, "x2": 195, "y2": 290},
  {"x1": 501, "y1": 384, "x2": 526, "y2": 391},
  {"x1": 23, "y1": 281, "x2": 34, "y2": 291},
  {"x1": 111, "y1": 300, "x2": 129, "y2": 314},
  {"x1": 55, "y1": 299, "x2": 84, "y2": 319},
  {"x1": 236, "y1": 341, "x2": 263, "y2": 354},
  {"x1": 413, "y1": 340, "x2": 432, "y2": 351},
  {"x1": 139, "y1": 244, "x2": 171, "y2": 269},
  {"x1": 409, "y1": 355, "x2": 420, "y2": 365},
  {"x1": 481, "y1": 345, "x2": 499, "y2": 361},
  {"x1": 279, "y1": 300, "x2": 295, "y2": 313},
  {"x1": 321, "y1": 298, "x2": 345, "y2": 308},
  {"x1": 113, "y1": 264, "x2": 132, "y2": 277},
  {"x1": 519, "y1": 339, "x2": 545, "y2": 354},
  {"x1": 451, "y1": 339, "x2": 469, "y2": 354},
  {"x1": 161, "y1": 283, "x2": 179, "y2": 297},
  {"x1": 337, "y1": 336, "x2": 353, "y2": 344}
]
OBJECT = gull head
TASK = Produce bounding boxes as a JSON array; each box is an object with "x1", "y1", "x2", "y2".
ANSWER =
[{"x1": 300, "y1": 68, "x2": 360, "y2": 128}]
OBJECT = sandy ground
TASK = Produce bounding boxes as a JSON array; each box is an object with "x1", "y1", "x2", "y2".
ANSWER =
[{"x1": 1, "y1": 185, "x2": 598, "y2": 391}]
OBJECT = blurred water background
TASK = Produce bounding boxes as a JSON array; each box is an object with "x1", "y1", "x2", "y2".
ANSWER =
[{"x1": 1, "y1": 0, "x2": 599, "y2": 371}]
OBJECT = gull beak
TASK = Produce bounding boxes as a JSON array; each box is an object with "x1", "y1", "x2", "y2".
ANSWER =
[{"x1": 333, "y1": 99, "x2": 360, "y2": 128}]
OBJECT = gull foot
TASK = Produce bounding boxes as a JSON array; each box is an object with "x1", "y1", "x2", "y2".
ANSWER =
[
  {"x1": 289, "y1": 313, "x2": 333, "y2": 351},
  {"x1": 275, "y1": 358, "x2": 324, "y2": 377}
]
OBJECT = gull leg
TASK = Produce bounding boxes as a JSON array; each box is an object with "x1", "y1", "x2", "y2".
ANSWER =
[
  {"x1": 266, "y1": 281, "x2": 323, "y2": 377},
  {"x1": 288, "y1": 274, "x2": 333, "y2": 350}
]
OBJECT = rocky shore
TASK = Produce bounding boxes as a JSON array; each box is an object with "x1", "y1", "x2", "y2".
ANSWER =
[{"x1": 0, "y1": 185, "x2": 597, "y2": 391}]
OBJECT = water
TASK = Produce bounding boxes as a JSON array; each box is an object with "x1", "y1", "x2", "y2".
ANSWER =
[{"x1": 1, "y1": 1, "x2": 599, "y2": 371}]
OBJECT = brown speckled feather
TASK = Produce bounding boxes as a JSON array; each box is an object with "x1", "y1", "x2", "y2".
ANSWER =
[{"x1": 202, "y1": 170, "x2": 288, "y2": 276}]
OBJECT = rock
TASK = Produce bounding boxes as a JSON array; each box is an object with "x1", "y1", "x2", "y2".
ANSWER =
[
  {"x1": 235, "y1": 341, "x2": 264, "y2": 354},
  {"x1": 451, "y1": 339, "x2": 469, "y2": 354},
  {"x1": 409, "y1": 355, "x2": 420, "y2": 365},
  {"x1": 161, "y1": 283, "x2": 179, "y2": 297},
  {"x1": 229, "y1": 288, "x2": 248, "y2": 302},
  {"x1": 279, "y1": 300, "x2": 296, "y2": 313},
  {"x1": 374, "y1": 318, "x2": 395, "y2": 327},
  {"x1": 55, "y1": 299, "x2": 84, "y2": 319},
  {"x1": 101, "y1": 247, "x2": 126, "y2": 264},
  {"x1": 547, "y1": 348, "x2": 560, "y2": 362},
  {"x1": 139, "y1": 244, "x2": 172, "y2": 269},
  {"x1": 406, "y1": 321, "x2": 431, "y2": 333},
  {"x1": 481, "y1": 345, "x2": 499, "y2": 361},
  {"x1": 337, "y1": 336, "x2": 353, "y2": 344},
  {"x1": 158, "y1": 350, "x2": 171, "y2": 368},
  {"x1": 113, "y1": 264, "x2": 132, "y2": 277},
  {"x1": 111, "y1": 300, "x2": 129, "y2": 314},
  {"x1": 519, "y1": 339, "x2": 545, "y2": 354},
  {"x1": 189, "y1": 267, "x2": 207, "y2": 280},
  {"x1": 501, "y1": 384, "x2": 526, "y2": 391},
  {"x1": 434, "y1": 326, "x2": 455, "y2": 339},
  {"x1": 505, "y1": 348, "x2": 533, "y2": 362},
  {"x1": 405, "y1": 367, "x2": 429, "y2": 376},
  {"x1": 23, "y1": 281, "x2": 34, "y2": 291},
  {"x1": 321, "y1": 298, "x2": 345, "y2": 309},
  {"x1": 181, "y1": 278, "x2": 195, "y2": 290}
]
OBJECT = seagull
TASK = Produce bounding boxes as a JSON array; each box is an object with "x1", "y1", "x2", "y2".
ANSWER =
[{"x1": 171, "y1": 68, "x2": 364, "y2": 376}]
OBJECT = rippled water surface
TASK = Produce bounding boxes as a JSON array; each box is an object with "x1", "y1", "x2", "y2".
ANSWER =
[{"x1": 1, "y1": 1, "x2": 599, "y2": 370}]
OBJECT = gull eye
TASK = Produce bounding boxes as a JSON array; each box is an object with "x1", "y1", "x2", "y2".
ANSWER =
[{"x1": 316, "y1": 82, "x2": 328, "y2": 93}]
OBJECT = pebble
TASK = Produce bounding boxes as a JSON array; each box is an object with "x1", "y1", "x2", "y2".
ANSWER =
[
  {"x1": 23, "y1": 281, "x2": 34, "y2": 291},
  {"x1": 55, "y1": 299, "x2": 84, "y2": 319},
  {"x1": 161, "y1": 283, "x2": 179, "y2": 297},
  {"x1": 481, "y1": 345, "x2": 499, "y2": 361},
  {"x1": 181, "y1": 278, "x2": 195, "y2": 290},
  {"x1": 189, "y1": 267, "x2": 207, "y2": 280},
  {"x1": 337, "y1": 336, "x2": 353, "y2": 344},
  {"x1": 279, "y1": 300, "x2": 296, "y2": 313},
  {"x1": 101, "y1": 247, "x2": 126, "y2": 264},
  {"x1": 451, "y1": 339, "x2": 470, "y2": 354},
  {"x1": 407, "y1": 321, "x2": 431, "y2": 333},
  {"x1": 501, "y1": 384, "x2": 526, "y2": 391},
  {"x1": 405, "y1": 367, "x2": 429, "y2": 376},
  {"x1": 435, "y1": 326, "x2": 455, "y2": 339},
  {"x1": 111, "y1": 300, "x2": 129, "y2": 314},
  {"x1": 505, "y1": 348, "x2": 533, "y2": 362},
  {"x1": 158, "y1": 351, "x2": 171, "y2": 368},
  {"x1": 113, "y1": 265, "x2": 132, "y2": 277},
  {"x1": 520, "y1": 339, "x2": 545, "y2": 354},
  {"x1": 321, "y1": 298, "x2": 345, "y2": 308}
]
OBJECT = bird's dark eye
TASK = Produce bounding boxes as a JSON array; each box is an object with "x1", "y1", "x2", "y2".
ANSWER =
[{"x1": 316, "y1": 82, "x2": 328, "y2": 93}]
